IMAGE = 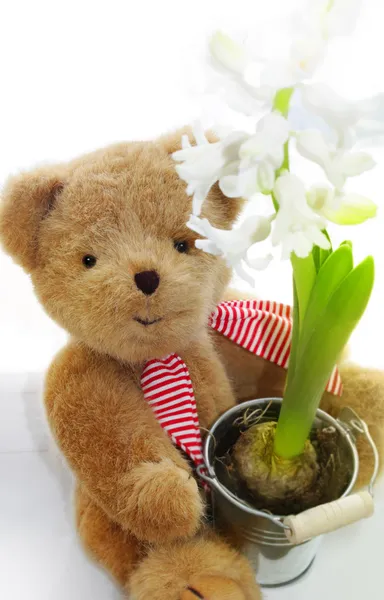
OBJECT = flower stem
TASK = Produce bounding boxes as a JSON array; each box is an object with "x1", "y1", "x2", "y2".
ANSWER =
[
  {"x1": 273, "y1": 87, "x2": 294, "y2": 118},
  {"x1": 272, "y1": 86, "x2": 319, "y2": 460},
  {"x1": 274, "y1": 385, "x2": 323, "y2": 459},
  {"x1": 274, "y1": 87, "x2": 294, "y2": 175},
  {"x1": 273, "y1": 87, "x2": 317, "y2": 330},
  {"x1": 273, "y1": 255, "x2": 317, "y2": 460},
  {"x1": 271, "y1": 88, "x2": 294, "y2": 211}
]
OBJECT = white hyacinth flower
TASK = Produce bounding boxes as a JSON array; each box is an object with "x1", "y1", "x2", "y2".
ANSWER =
[
  {"x1": 316, "y1": 0, "x2": 362, "y2": 39},
  {"x1": 173, "y1": 129, "x2": 247, "y2": 215},
  {"x1": 244, "y1": 0, "x2": 362, "y2": 103},
  {"x1": 219, "y1": 113, "x2": 290, "y2": 198},
  {"x1": 173, "y1": 1, "x2": 380, "y2": 277},
  {"x1": 187, "y1": 214, "x2": 272, "y2": 285},
  {"x1": 208, "y1": 29, "x2": 325, "y2": 115},
  {"x1": 307, "y1": 185, "x2": 377, "y2": 225},
  {"x1": 209, "y1": 30, "x2": 250, "y2": 76},
  {"x1": 208, "y1": 31, "x2": 270, "y2": 115},
  {"x1": 207, "y1": 0, "x2": 365, "y2": 118},
  {"x1": 238, "y1": 0, "x2": 362, "y2": 117},
  {"x1": 244, "y1": 31, "x2": 326, "y2": 94},
  {"x1": 240, "y1": 112, "x2": 290, "y2": 168},
  {"x1": 295, "y1": 129, "x2": 376, "y2": 190},
  {"x1": 296, "y1": 0, "x2": 361, "y2": 43},
  {"x1": 300, "y1": 83, "x2": 384, "y2": 149},
  {"x1": 272, "y1": 173, "x2": 331, "y2": 259}
]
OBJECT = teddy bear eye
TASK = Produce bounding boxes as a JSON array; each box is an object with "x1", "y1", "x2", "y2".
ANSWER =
[
  {"x1": 82, "y1": 255, "x2": 97, "y2": 268},
  {"x1": 174, "y1": 241, "x2": 189, "y2": 254}
]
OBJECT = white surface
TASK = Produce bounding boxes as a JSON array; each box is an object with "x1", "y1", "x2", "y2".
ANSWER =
[
  {"x1": 1, "y1": 0, "x2": 384, "y2": 598},
  {"x1": 0, "y1": 381, "x2": 383, "y2": 600}
]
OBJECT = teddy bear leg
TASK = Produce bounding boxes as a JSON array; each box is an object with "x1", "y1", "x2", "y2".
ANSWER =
[
  {"x1": 320, "y1": 364, "x2": 384, "y2": 488},
  {"x1": 129, "y1": 529, "x2": 261, "y2": 600},
  {"x1": 75, "y1": 484, "x2": 142, "y2": 588}
]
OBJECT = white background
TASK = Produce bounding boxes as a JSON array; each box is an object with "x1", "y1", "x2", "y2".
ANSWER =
[{"x1": 0, "y1": 1, "x2": 383, "y2": 599}]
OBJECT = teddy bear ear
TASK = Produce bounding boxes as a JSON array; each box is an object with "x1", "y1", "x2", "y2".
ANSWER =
[
  {"x1": 157, "y1": 126, "x2": 196, "y2": 154},
  {"x1": 158, "y1": 126, "x2": 220, "y2": 155},
  {"x1": 203, "y1": 181, "x2": 244, "y2": 230},
  {"x1": 159, "y1": 126, "x2": 243, "y2": 225},
  {"x1": 0, "y1": 167, "x2": 65, "y2": 272}
]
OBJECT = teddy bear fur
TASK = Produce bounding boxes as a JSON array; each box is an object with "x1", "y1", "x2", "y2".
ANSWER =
[{"x1": 1, "y1": 129, "x2": 383, "y2": 600}]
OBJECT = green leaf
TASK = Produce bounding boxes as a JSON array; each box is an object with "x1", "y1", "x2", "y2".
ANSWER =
[
  {"x1": 285, "y1": 278, "x2": 300, "y2": 389},
  {"x1": 312, "y1": 245, "x2": 321, "y2": 273},
  {"x1": 312, "y1": 231, "x2": 333, "y2": 273},
  {"x1": 298, "y1": 243, "x2": 353, "y2": 357},
  {"x1": 312, "y1": 245, "x2": 332, "y2": 273},
  {"x1": 274, "y1": 256, "x2": 375, "y2": 459},
  {"x1": 295, "y1": 256, "x2": 374, "y2": 404},
  {"x1": 291, "y1": 253, "x2": 317, "y2": 327},
  {"x1": 323, "y1": 230, "x2": 332, "y2": 249},
  {"x1": 319, "y1": 247, "x2": 332, "y2": 269}
]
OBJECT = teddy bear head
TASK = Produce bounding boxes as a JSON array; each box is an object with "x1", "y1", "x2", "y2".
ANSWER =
[{"x1": 0, "y1": 130, "x2": 242, "y2": 363}]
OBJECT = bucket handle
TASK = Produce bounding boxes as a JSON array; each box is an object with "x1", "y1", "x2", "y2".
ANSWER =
[
  {"x1": 283, "y1": 490, "x2": 374, "y2": 544},
  {"x1": 337, "y1": 407, "x2": 380, "y2": 496},
  {"x1": 284, "y1": 407, "x2": 379, "y2": 544},
  {"x1": 197, "y1": 407, "x2": 379, "y2": 544}
]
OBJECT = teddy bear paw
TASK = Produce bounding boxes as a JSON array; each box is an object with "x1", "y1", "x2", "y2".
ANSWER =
[{"x1": 121, "y1": 459, "x2": 204, "y2": 544}]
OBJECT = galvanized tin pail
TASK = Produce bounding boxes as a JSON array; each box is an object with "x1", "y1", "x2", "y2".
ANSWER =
[{"x1": 198, "y1": 398, "x2": 362, "y2": 587}]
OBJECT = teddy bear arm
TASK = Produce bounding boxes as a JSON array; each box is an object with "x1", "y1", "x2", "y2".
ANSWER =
[
  {"x1": 212, "y1": 332, "x2": 286, "y2": 402},
  {"x1": 320, "y1": 363, "x2": 384, "y2": 488},
  {"x1": 45, "y1": 343, "x2": 204, "y2": 542}
]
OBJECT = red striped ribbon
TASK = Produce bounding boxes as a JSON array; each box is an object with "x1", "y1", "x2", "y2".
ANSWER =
[
  {"x1": 209, "y1": 300, "x2": 342, "y2": 396},
  {"x1": 141, "y1": 300, "x2": 342, "y2": 473},
  {"x1": 141, "y1": 354, "x2": 206, "y2": 470}
]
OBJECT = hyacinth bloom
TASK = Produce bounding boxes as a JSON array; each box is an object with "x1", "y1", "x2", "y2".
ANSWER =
[{"x1": 173, "y1": 0, "x2": 378, "y2": 463}]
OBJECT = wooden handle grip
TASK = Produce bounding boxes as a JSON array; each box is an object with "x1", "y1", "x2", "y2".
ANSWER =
[{"x1": 284, "y1": 491, "x2": 374, "y2": 545}]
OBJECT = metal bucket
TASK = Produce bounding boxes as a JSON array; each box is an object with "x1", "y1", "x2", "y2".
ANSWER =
[{"x1": 198, "y1": 398, "x2": 360, "y2": 586}]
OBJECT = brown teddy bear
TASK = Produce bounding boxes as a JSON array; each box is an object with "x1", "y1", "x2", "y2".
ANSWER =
[{"x1": 1, "y1": 129, "x2": 383, "y2": 600}]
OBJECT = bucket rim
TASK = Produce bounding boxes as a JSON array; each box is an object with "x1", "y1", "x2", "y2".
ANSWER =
[{"x1": 202, "y1": 397, "x2": 359, "y2": 523}]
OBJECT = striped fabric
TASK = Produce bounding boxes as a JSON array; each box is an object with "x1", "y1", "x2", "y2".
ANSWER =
[
  {"x1": 210, "y1": 300, "x2": 293, "y2": 368},
  {"x1": 141, "y1": 300, "x2": 343, "y2": 471},
  {"x1": 209, "y1": 300, "x2": 342, "y2": 396},
  {"x1": 141, "y1": 354, "x2": 205, "y2": 470}
]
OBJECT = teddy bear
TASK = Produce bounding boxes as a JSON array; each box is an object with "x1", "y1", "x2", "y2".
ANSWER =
[{"x1": 1, "y1": 128, "x2": 383, "y2": 600}]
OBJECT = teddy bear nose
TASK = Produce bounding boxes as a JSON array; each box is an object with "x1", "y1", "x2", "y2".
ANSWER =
[{"x1": 134, "y1": 270, "x2": 160, "y2": 296}]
